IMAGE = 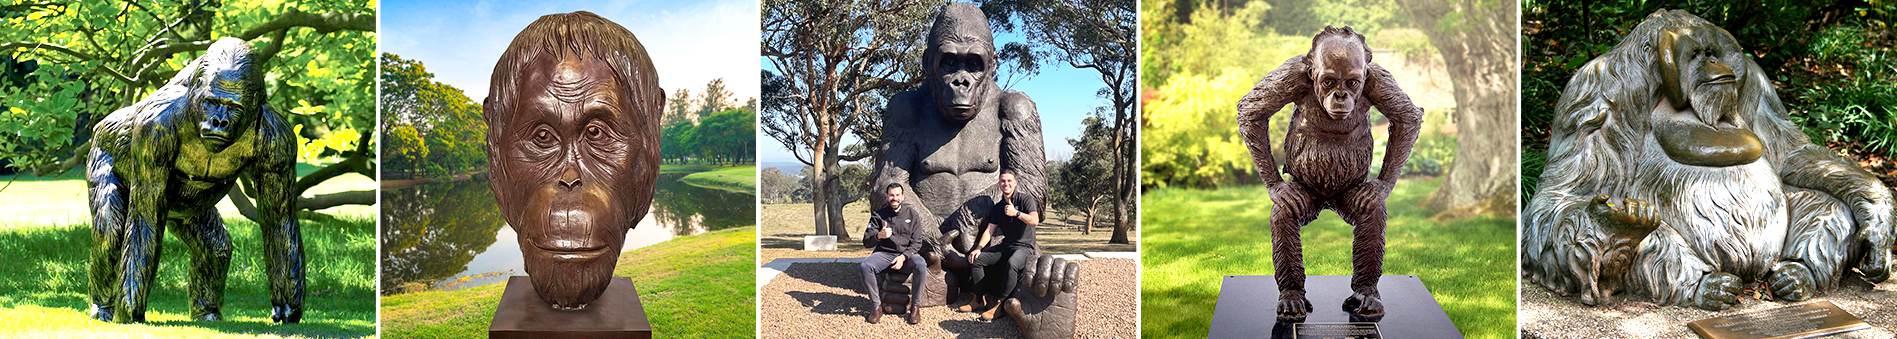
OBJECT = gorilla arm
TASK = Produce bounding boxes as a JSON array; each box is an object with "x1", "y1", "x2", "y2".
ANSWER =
[
  {"x1": 1236, "y1": 55, "x2": 1311, "y2": 186},
  {"x1": 244, "y1": 107, "x2": 305, "y2": 323},
  {"x1": 1363, "y1": 63, "x2": 1422, "y2": 188},
  {"x1": 870, "y1": 93, "x2": 945, "y2": 247},
  {"x1": 1743, "y1": 60, "x2": 1894, "y2": 281},
  {"x1": 999, "y1": 91, "x2": 1048, "y2": 221}
]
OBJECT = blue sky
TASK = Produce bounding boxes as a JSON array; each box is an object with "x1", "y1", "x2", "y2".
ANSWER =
[
  {"x1": 758, "y1": 29, "x2": 1107, "y2": 165},
  {"x1": 381, "y1": 0, "x2": 760, "y2": 102}
]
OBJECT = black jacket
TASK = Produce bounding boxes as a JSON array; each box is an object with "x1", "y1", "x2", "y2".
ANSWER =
[{"x1": 865, "y1": 203, "x2": 923, "y2": 255}]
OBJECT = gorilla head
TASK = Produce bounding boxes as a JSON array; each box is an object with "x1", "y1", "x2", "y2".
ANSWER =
[
  {"x1": 923, "y1": 3, "x2": 998, "y2": 122},
  {"x1": 1307, "y1": 26, "x2": 1370, "y2": 120},
  {"x1": 186, "y1": 38, "x2": 264, "y2": 151},
  {"x1": 484, "y1": 11, "x2": 663, "y2": 310}
]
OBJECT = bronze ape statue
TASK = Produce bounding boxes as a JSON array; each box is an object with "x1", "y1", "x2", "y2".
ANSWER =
[
  {"x1": 483, "y1": 11, "x2": 663, "y2": 310},
  {"x1": 87, "y1": 37, "x2": 303, "y2": 323},
  {"x1": 1236, "y1": 26, "x2": 1423, "y2": 322},
  {"x1": 869, "y1": 3, "x2": 1077, "y2": 337},
  {"x1": 1523, "y1": 10, "x2": 1893, "y2": 311}
]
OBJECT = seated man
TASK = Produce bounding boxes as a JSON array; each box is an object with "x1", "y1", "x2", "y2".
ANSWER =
[
  {"x1": 960, "y1": 169, "x2": 1040, "y2": 321},
  {"x1": 859, "y1": 183, "x2": 927, "y2": 325}
]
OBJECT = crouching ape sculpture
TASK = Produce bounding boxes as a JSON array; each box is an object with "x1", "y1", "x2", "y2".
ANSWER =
[
  {"x1": 1236, "y1": 26, "x2": 1423, "y2": 322},
  {"x1": 869, "y1": 3, "x2": 1079, "y2": 337},
  {"x1": 1523, "y1": 10, "x2": 1893, "y2": 311},
  {"x1": 87, "y1": 38, "x2": 304, "y2": 323}
]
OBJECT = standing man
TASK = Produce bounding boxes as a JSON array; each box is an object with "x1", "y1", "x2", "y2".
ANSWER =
[
  {"x1": 963, "y1": 169, "x2": 1040, "y2": 321},
  {"x1": 859, "y1": 183, "x2": 927, "y2": 325}
]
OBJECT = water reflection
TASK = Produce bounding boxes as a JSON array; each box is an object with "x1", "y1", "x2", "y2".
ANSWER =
[{"x1": 379, "y1": 173, "x2": 754, "y2": 294}]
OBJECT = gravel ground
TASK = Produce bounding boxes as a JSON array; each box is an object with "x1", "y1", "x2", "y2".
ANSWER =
[
  {"x1": 762, "y1": 258, "x2": 1138, "y2": 338},
  {"x1": 1521, "y1": 277, "x2": 1895, "y2": 338}
]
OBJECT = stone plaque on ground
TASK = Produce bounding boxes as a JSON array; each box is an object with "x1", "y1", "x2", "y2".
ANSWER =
[
  {"x1": 1686, "y1": 300, "x2": 1869, "y2": 339},
  {"x1": 1208, "y1": 275, "x2": 1460, "y2": 339}
]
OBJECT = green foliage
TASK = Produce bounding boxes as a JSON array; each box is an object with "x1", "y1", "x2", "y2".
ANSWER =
[
  {"x1": 378, "y1": 53, "x2": 486, "y2": 179},
  {"x1": 1141, "y1": 180, "x2": 1517, "y2": 338},
  {"x1": 1, "y1": 1, "x2": 374, "y2": 174},
  {"x1": 661, "y1": 107, "x2": 757, "y2": 165},
  {"x1": 760, "y1": 167, "x2": 803, "y2": 204},
  {"x1": 1785, "y1": 25, "x2": 1897, "y2": 157}
]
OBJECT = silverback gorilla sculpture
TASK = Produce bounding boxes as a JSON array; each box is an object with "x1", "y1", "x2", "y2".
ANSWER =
[
  {"x1": 1236, "y1": 26, "x2": 1423, "y2": 322},
  {"x1": 484, "y1": 11, "x2": 663, "y2": 310},
  {"x1": 1524, "y1": 10, "x2": 1894, "y2": 311},
  {"x1": 87, "y1": 38, "x2": 303, "y2": 323},
  {"x1": 870, "y1": 4, "x2": 1077, "y2": 337}
]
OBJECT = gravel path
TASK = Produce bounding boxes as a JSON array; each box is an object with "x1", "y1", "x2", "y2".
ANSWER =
[
  {"x1": 761, "y1": 258, "x2": 1138, "y2": 338},
  {"x1": 1521, "y1": 277, "x2": 1895, "y2": 338}
]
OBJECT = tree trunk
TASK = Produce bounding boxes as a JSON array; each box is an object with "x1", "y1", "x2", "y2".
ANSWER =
[
  {"x1": 810, "y1": 150, "x2": 832, "y2": 237},
  {"x1": 820, "y1": 143, "x2": 850, "y2": 240},
  {"x1": 1108, "y1": 104, "x2": 1134, "y2": 244},
  {"x1": 1399, "y1": 0, "x2": 1519, "y2": 217}
]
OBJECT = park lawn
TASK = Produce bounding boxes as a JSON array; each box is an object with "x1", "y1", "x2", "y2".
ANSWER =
[
  {"x1": 381, "y1": 226, "x2": 758, "y2": 338},
  {"x1": 0, "y1": 216, "x2": 377, "y2": 337},
  {"x1": 1140, "y1": 178, "x2": 1517, "y2": 339},
  {"x1": 679, "y1": 165, "x2": 756, "y2": 194},
  {"x1": 0, "y1": 160, "x2": 376, "y2": 230}
]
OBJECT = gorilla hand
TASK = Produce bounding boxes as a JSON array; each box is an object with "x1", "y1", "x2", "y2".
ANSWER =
[
  {"x1": 1003, "y1": 255, "x2": 1079, "y2": 339},
  {"x1": 1768, "y1": 261, "x2": 1815, "y2": 302},
  {"x1": 1587, "y1": 195, "x2": 1659, "y2": 234}
]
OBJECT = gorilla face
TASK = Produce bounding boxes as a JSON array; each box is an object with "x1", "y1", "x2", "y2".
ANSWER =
[
  {"x1": 492, "y1": 55, "x2": 645, "y2": 309},
  {"x1": 1651, "y1": 24, "x2": 1763, "y2": 167},
  {"x1": 190, "y1": 42, "x2": 260, "y2": 152},
  {"x1": 926, "y1": 5, "x2": 997, "y2": 122},
  {"x1": 1310, "y1": 37, "x2": 1367, "y2": 120}
]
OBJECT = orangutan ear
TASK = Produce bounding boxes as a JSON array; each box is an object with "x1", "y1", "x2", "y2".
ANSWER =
[{"x1": 1657, "y1": 28, "x2": 1689, "y2": 109}]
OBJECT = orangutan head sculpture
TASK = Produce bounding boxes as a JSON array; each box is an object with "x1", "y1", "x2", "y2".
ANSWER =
[
  {"x1": 484, "y1": 11, "x2": 663, "y2": 310},
  {"x1": 1522, "y1": 10, "x2": 1892, "y2": 311}
]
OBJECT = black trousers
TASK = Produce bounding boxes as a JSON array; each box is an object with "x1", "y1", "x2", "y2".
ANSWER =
[
  {"x1": 860, "y1": 251, "x2": 927, "y2": 306},
  {"x1": 968, "y1": 245, "x2": 1033, "y2": 300}
]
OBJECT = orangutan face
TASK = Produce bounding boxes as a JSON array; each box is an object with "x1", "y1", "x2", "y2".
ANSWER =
[
  {"x1": 490, "y1": 54, "x2": 649, "y2": 309},
  {"x1": 1310, "y1": 36, "x2": 1367, "y2": 120}
]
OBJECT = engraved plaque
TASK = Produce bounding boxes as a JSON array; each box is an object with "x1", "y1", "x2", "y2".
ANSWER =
[
  {"x1": 1293, "y1": 322, "x2": 1381, "y2": 339},
  {"x1": 1686, "y1": 300, "x2": 1868, "y2": 339}
]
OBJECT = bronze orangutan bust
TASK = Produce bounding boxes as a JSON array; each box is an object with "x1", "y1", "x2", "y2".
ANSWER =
[
  {"x1": 484, "y1": 11, "x2": 664, "y2": 310},
  {"x1": 1523, "y1": 10, "x2": 1893, "y2": 311},
  {"x1": 87, "y1": 37, "x2": 303, "y2": 324},
  {"x1": 1236, "y1": 25, "x2": 1424, "y2": 322}
]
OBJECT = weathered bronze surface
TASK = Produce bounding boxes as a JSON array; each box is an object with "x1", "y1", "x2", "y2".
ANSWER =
[
  {"x1": 1686, "y1": 301, "x2": 1869, "y2": 339},
  {"x1": 484, "y1": 11, "x2": 664, "y2": 310},
  {"x1": 86, "y1": 37, "x2": 304, "y2": 324},
  {"x1": 1235, "y1": 26, "x2": 1424, "y2": 322},
  {"x1": 1522, "y1": 10, "x2": 1894, "y2": 311}
]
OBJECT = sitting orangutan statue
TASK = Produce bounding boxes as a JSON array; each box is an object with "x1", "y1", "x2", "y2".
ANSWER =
[
  {"x1": 1523, "y1": 10, "x2": 1893, "y2": 311},
  {"x1": 869, "y1": 3, "x2": 1078, "y2": 337},
  {"x1": 87, "y1": 38, "x2": 304, "y2": 323}
]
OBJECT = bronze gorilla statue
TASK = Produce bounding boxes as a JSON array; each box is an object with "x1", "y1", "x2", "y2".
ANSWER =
[
  {"x1": 1523, "y1": 10, "x2": 1894, "y2": 311},
  {"x1": 1236, "y1": 25, "x2": 1423, "y2": 322},
  {"x1": 87, "y1": 37, "x2": 304, "y2": 323},
  {"x1": 483, "y1": 11, "x2": 663, "y2": 310},
  {"x1": 869, "y1": 3, "x2": 1078, "y2": 337}
]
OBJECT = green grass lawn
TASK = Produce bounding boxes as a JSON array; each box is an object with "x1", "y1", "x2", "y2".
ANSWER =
[
  {"x1": 676, "y1": 164, "x2": 755, "y2": 194},
  {"x1": 1140, "y1": 178, "x2": 1517, "y2": 338},
  {"x1": 381, "y1": 226, "x2": 758, "y2": 338},
  {"x1": 0, "y1": 217, "x2": 377, "y2": 337}
]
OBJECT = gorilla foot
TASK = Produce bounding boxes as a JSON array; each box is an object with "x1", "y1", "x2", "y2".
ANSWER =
[
  {"x1": 1694, "y1": 272, "x2": 1743, "y2": 311},
  {"x1": 1769, "y1": 262, "x2": 1815, "y2": 302},
  {"x1": 271, "y1": 304, "x2": 302, "y2": 324},
  {"x1": 1342, "y1": 292, "x2": 1385, "y2": 321},
  {"x1": 1276, "y1": 290, "x2": 1312, "y2": 323}
]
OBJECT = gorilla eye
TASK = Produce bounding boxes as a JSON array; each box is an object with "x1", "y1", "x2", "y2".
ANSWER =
[{"x1": 531, "y1": 127, "x2": 557, "y2": 146}]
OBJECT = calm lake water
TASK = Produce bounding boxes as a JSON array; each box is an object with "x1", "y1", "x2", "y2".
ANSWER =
[{"x1": 379, "y1": 172, "x2": 754, "y2": 294}]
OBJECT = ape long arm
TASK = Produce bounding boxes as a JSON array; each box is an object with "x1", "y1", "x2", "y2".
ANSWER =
[
  {"x1": 246, "y1": 107, "x2": 305, "y2": 323},
  {"x1": 1236, "y1": 56, "x2": 1312, "y2": 185},
  {"x1": 998, "y1": 91, "x2": 1047, "y2": 222},
  {"x1": 1364, "y1": 64, "x2": 1423, "y2": 183}
]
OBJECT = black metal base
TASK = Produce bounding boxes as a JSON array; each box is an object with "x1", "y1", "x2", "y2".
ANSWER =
[{"x1": 1209, "y1": 275, "x2": 1461, "y2": 339}]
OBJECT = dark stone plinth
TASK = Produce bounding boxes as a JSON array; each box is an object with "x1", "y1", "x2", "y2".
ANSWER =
[
  {"x1": 1209, "y1": 275, "x2": 1460, "y2": 339},
  {"x1": 490, "y1": 276, "x2": 652, "y2": 339}
]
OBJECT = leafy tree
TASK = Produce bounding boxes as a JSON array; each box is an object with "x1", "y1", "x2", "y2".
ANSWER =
[
  {"x1": 664, "y1": 87, "x2": 696, "y2": 126},
  {"x1": 761, "y1": 167, "x2": 803, "y2": 203},
  {"x1": 384, "y1": 123, "x2": 429, "y2": 178},
  {"x1": 1054, "y1": 112, "x2": 1124, "y2": 239},
  {"x1": 762, "y1": 0, "x2": 941, "y2": 240},
  {"x1": 378, "y1": 53, "x2": 486, "y2": 178},
  {"x1": 1, "y1": 0, "x2": 374, "y2": 220},
  {"x1": 696, "y1": 77, "x2": 734, "y2": 120}
]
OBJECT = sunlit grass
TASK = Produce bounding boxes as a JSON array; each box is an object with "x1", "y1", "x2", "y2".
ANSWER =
[
  {"x1": 1139, "y1": 178, "x2": 1518, "y2": 338},
  {"x1": 679, "y1": 165, "x2": 757, "y2": 193}
]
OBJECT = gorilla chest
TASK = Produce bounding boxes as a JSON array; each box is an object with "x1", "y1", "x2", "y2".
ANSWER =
[
  {"x1": 912, "y1": 117, "x2": 1003, "y2": 213},
  {"x1": 169, "y1": 141, "x2": 255, "y2": 207}
]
